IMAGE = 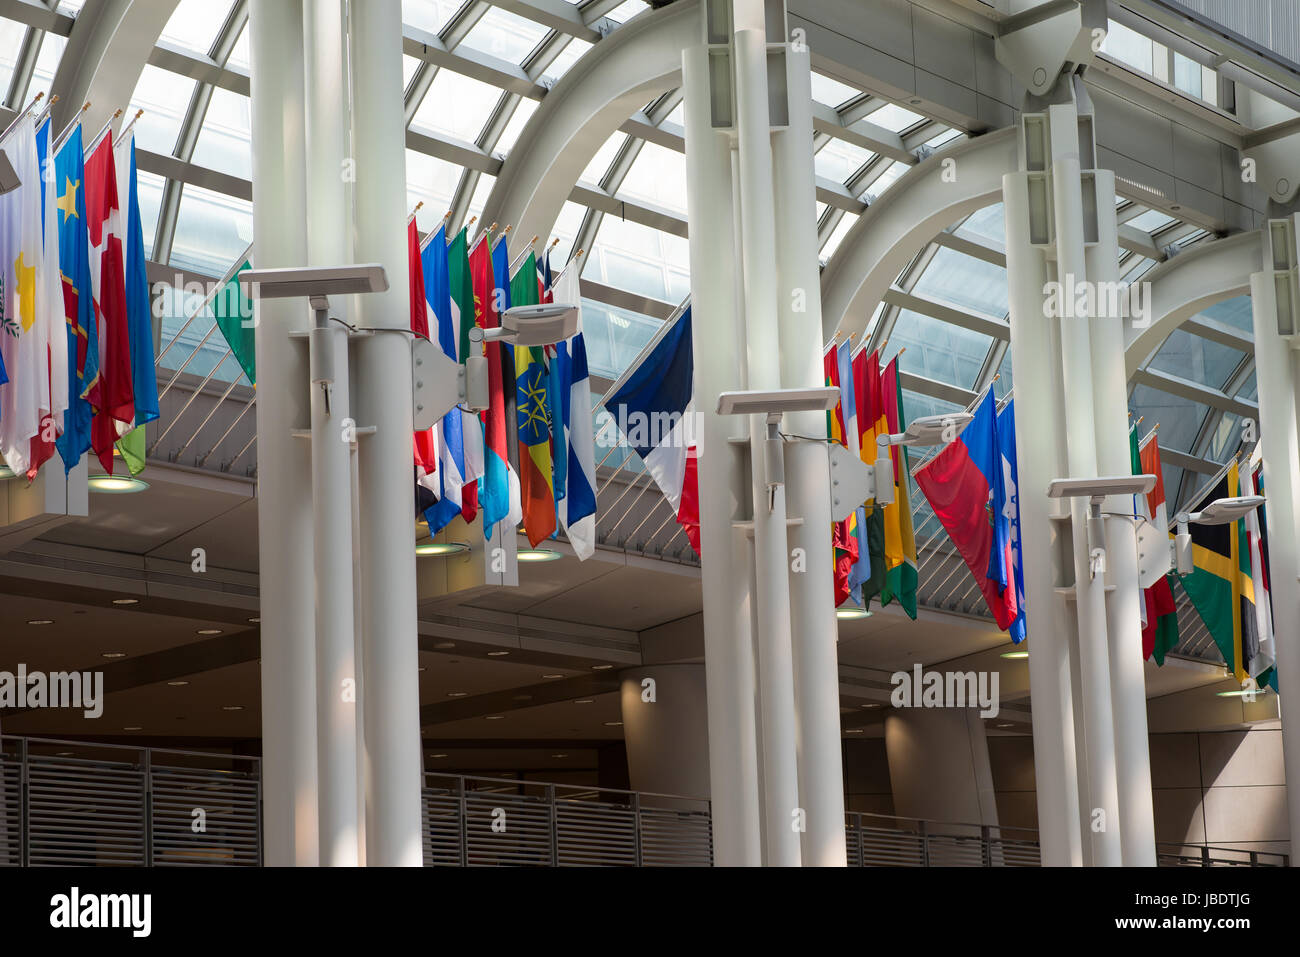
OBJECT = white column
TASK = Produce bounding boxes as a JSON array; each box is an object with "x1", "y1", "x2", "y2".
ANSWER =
[
  {"x1": 732, "y1": 15, "x2": 801, "y2": 866},
  {"x1": 1048, "y1": 104, "x2": 1122, "y2": 865},
  {"x1": 1002, "y1": 169, "x2": 1084, "y2": 866},
  {"x1": 1087, "y1": 168, "x2": 1156, "y2": 866},
  {"x1": 303, "y1": 0, "x2": 359, "y2": 868},
  {"x1": 249, "y1": 0, "x2": 317, "y2": 867},
  {"x1": 348, "y1": 0, "x2": 423, "y2": 866},
  {"x1": 771, "y1": 44, "x2": 847, "y2": 867},
  {"x1": 1249, "y1": 253, "x2": 1300, "y2": 856},
  {"x1": 681, "y1": 44, "x2": 762, "y2": 867}
]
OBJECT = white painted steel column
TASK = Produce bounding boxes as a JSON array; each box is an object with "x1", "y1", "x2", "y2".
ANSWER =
[
  {"x1": 681, "y1": 44, "x2": 762, "y2": 867},
  {"x1": 771, "y1": 44, "x2": 847, "y2": 867},
  {"x1": 1048, "y1": 102, "x2": 1122, "y2": 865},
  {"x1": 1003, "y1": 169, "x2": 1084, "y2": 866},
  {"x1": 1249, "y1": 251, "x2": 1300, "y2": 858},
  {"x1": 1087, "y1": 168, "x2": 1156, "y2": 866},
  {"x1": 249, "y1": 0, "x2": 318, "y2": 867},
  {"x1": 303, "y1": 0, "x2": 359, "y2": 867},
  {"x1": 732, "y1": 14, "x2": 801, "y2": 866},
  {"x1": 348, "y1": 0, "x2": 423, "y2": 866}
]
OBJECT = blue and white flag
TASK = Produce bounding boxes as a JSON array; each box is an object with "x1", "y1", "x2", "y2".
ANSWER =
[
  {"x1": 422, "y1": 224, "x2": 466, "y2": 535},
  {"x1": 552, "y1": 263, "x2": 596, "y2": 559},
  {"x1": 997, "y1": 400, "x2": 1026, "y2": 643}
]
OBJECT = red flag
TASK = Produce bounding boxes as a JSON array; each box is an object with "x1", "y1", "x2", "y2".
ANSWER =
[
  {"x1": 408, "y1": 220, "x2": 438, "y2": 491},
  {"x1": 84, "y1": 133, "x2": 134, "y2": 473},
  {"x1": 469, "y1": 234, "x2": 510, "y2": 528}
]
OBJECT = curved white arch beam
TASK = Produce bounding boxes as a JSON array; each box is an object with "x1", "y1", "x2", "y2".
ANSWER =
[
  {"x1": 819, "y1": 126, "x2": 1017, "y2": 342},
  {"x1": 480, "y1": 1, "x2": 700, "y2": 258},
  {"x1": 49, "y1": 0, "x2": 182, "y2": 136},
  {"x1": 1123, "y1": 230, "x2": 1262, "y2": 376}
]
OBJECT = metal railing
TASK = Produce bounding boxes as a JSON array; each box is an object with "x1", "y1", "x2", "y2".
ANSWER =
[
  {"x1": 845, "y1": 812, "x2": 1042, "y2": 866},
  {"x1": 1156, "y1": 842, "x2": 1289, "y2": 867}
]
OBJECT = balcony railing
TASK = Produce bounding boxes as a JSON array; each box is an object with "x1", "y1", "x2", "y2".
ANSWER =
[{"x1": 0, "y1": 736, "x2": 1288, "y2": 867}]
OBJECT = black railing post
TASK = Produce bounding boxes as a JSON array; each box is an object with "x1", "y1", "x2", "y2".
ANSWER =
[
  {"x1": 981, "y1": 825, "x2": 992, "y2": 866},
  {"x1": 1201, "y1": 844, "x2": 1211, "y2": 867},
  {"x1": 632, "y1": 792, "x2": 643, "y2": 867},
  {"x1": 143, "y1": 748, "x2": 153, "y2": 867},
  {"x1": 458, "y1": 777, "x2": 468, "y2": 867},
  {"x1": 547, "y1": 784, "x2": 559, "y2": 867},
  {"x1": 19, "y1": 737, "x2": 29, "y2": 868},
  {"x1": 919, "y1": 820, "x2": 930, "y2": 867}
]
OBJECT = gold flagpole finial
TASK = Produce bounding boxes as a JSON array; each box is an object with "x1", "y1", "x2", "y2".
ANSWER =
[
  {"x1": 443, "y1": 209, "x2": 453, "y2": 221},
  {"x1": 548, "y1": 237, "x2": 560, "y2": 250},
  {"x1": 467, "y1": 215, "x2": 477, "y2": 227},
  {"x1": 488, "y1": 221, "x2": 498, "y2": 233},
  {"x1": 575, "y1": 248, "x2": 585, "y2": 258}
]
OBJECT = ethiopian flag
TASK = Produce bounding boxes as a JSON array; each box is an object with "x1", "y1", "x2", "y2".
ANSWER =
[
  {"x1": 511, "y1": 251, "x2": 555, "y2": 545},
  {"x1": 854, "y1": 347, "x2": 888, "y2": 607},
  {"x1": 878, "y1": 357, "x2": 917, "y2": 618},
  {"x1": 1179, "y1": 460, "x2": 1269, "y2": 686}
]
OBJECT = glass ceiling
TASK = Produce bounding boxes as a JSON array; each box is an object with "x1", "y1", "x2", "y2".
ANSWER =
[{"x1": 0, "y1": 0, "x2": 1273, "y2": 638}]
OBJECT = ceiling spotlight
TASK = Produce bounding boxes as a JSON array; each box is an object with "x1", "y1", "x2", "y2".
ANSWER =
[
  {"x1": 101, "y1": 652, "x2": 127, "y2": 659},
  {"x1": 434, "y1": 641, "x2": 455, "y2": 650},
  {"x1": 55, "y1": 752, "x2": 73, "y2": 757},
  {"x1": 517, "y1": 547, "x2": 562, "y2": 563},
  {"x1": 221, "y1": 705, "x2": 244, "y2": 711},
  {"x1": 27, "y1": 619, "x2": 54, "y2": 626},
  {"x1": 485, "y1": 714, "x2": 505, "y2": 720},
  {"x1": 860, "y1": 703, "x2": 881, "y2": 709},
  {"x1": 429, "y1": 753, "x2": 448, "y2": 759},
  {"x1": 486, "y1": 650, "x2": 510, "y2": 657},
  {"x1": 542, "y1": 674, "x2": 564, "y2": 679},
  {"x1": 415, "y1": 541, "x2": 470, "y2": 557},
  {"x1": 836, "y1": 606, "x2": 871, "y2": 620},
  {"x1": 591, "y1": 664, "x2": 614, "y2": 671},
  {"x1": 166, "y1": 680, "x2": 189, "y2": 687},
  {"x1": 603, "y1": 721, "x2": 623, "y2": 727},
  {"x1": 551, "y1": 753, "x2": 568, "y2": 759},
  {"x1": 112, "y1": 598, "x2": 139, "y2": 606},
  {"x1": 123, "y1": 726, "x2": 142, "y2": 731},
  {"x1": 88, "y1": 475, "x2": 149, "y2": 494},
  {"x1": 196, "y1": 629, "x2": 223, "y2": 636},
  {"x1": 996, "y1": 723, "x2": 1014, "y2": 729},
  {"x1": 1216, "y1": 688, "x2": 1269, "y2": 698},
  {"x1": 248, "y1": 617, "x2": 261, "y2": 623},
  {"x1": 447, "y1": 691, "x2": 467, "y2": 698},
  {"x1": 574, "y1": 699, "x2": 594, "y2": 704},
  {"x1": 1000, "y1": 650, "x2": 1029, "y2": 659},
  {"x1": 845, "y1": 728, "x2": 864, "y2": 734}
]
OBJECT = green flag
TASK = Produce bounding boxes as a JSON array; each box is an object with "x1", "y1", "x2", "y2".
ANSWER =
[
  {"x1": 448, "y1": 228, "x2": 475, "y2": 361},
  {"x1": 115, "y1": 425, "x2": 146, "y2": 476},
  {"x1": 213, "y1": 259, "x2": 256, "y2": 384}
]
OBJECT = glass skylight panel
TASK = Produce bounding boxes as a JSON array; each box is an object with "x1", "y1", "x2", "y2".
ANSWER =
[
  {"x1": 581, "y1": 301, "x2": 662, "y2": 380},
  {"x1": 883, "y1": 310, "x2": 992, "y2": 390},
  {"x1": 1236, "y1": 371, "x2": 1257, "y2": 402},
  {"x1": 541, "y1": 37, "x2": 593, "y2": 85},
  {"x1": 603, "y1": 1, "x2": 650, "y2": 23},
  {"x1": 661, "y1": 102, "x2": 685, "y2": 127},
  {"x1": 402, "y1": 55, "x2": 422, "y2": 90},
  {"x1": 405, "y1": 149, "x2": 462, "y2": 229},
  {"x1": 954, "y1": 204, "x2": 1006, "y2": 252},
  {"x1": 819, "y1": 212, "x2": 857, "y2": 258},
  {"x1": 583, "y1": 216, "x2": 688, "y2": 303},
  {"x1": 549, "y1": 201, "x2": 586, "y2": 266},
  {"x1": 133, "y1": 169, "x2": 166, "y2": 261},
  {"x1": 191, "y1": 87, "x2": 252, "y2": 180},
  {"x1": 810, "y1": 72, "x2": 860, "y2": 108},
  {"x1": 465, "y1": 172, "x2": 496, "y2": 228},
  {"x1": 1147, "y1": 328, "x2": 1244, "y2": 392},
  {"x1": 495, "y1": 98, "x2": 539, "y2": 153},
  {"x1": 1173, "y1": 51, "x2": 1202, "y2": 98},
  {"x1": 1102, "y1": 20, "x2": 1154, "y2": 74},
  {"x1": 459, "y1": 7, "x2": 550, "y2": 65},
  {"x1": 865, "y1": 160, "x2": 906, "y2": 198},
  {"x1": 1206, "y1": 411, "x2": 1242, "y2": 462},
  {"x1": 994, "y1": 349, "x2": 1013, "y2": 400},
  {"x1": 56, "y1": 1, "x2": 86, "y2": 14},
  {"x1": 864, "y1": 103, "x2": 924, "y2": 133},
  {"x1": 1127, "y1": 384, "x2": 1208, "y2": 457},
  {"x1": 226, "y1": 23, "x2": 250, "y2": 71},
  {"x1": 170, "y1": 183, "x2": 253, "y2": 277},
  {"x1": 24, "y1": 31, "x2": 66, "y2": 103},
  {"x1": 911, "y1": 247, "x2": 1008, "y2": 318},
  {"x1": 0, "y1": 19, "x2": 26, "y2": 98},
  {"x1": 617, "y1": 142, "x2": 688, "y2": 215},
  {"x1": 411, "y1": 68, "x2": 504, "y2": 143},
  {"x1": 127, "y1": 65, "x2": 199, "y2": 157},
  {"x1": 159, "y1": 0, "x2": 234, "y2": 56},
  {"x1": 402, "y1": 0, "x2": 466, "y2": 37},
  {"x1": 815, "y1": 138, "x2": 873, "y2": 183},
  {"x1": 1199, "y1": 295, "x2": 1252, "y2": 333},
  {"x1": 1127, "y1": 209, "x2": 1175, "y2": 233},
  {"x1": 580, "y1": 132, "x2": 627, "y2": 184}
]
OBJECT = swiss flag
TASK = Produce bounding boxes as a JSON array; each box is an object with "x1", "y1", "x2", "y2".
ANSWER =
[{"x1": 85, "y1": 132, "x2": 134, "y2": 473}]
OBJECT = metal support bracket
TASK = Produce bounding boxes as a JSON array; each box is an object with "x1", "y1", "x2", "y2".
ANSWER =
[{"x1": 994, "y1": 0, "x2": 1107, "y2": 98}]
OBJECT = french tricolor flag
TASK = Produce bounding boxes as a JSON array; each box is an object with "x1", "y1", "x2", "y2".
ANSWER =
[
  {"x1": 603, "y1": 308, "x2": 699, "y2": 554},
  {"x1": 914, "y1": 389, "x2": 1018, "y2": 630}
]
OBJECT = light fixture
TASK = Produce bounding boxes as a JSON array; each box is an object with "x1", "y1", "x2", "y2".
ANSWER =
[
  {"x1": 542, "y1": 674, "x2": 564, "y2": 679},
  {"x1": 27, "y1": 619, "x2": 54, "y2": 626},
  {"x1": 485, "y1": 714, "x2": 505, "y2": 720},
  {"x1": 240, "y1": 263, "x2": 388, "y2": 300},
  {"x1": 486, "y1": 650, "x2": 510, "y2": 657},
  {"x1": 996, "y1": 723, "x2": 1014, "y2": 729},
  {"x1": 196, "y1": 628, "x2": 222, "y2": 636},
  {"x1": 575, "y1": 699, "x2": 594, "y2": 704},
  {"x1": 716, "y1": 386, "x2": 840, "y2": 417},
  {"x1": 447, "y1": 692, "x2": 467, "y2": 698},
  {"x1": 112, "y1": 598, "x2": 139, "y2": 606},
  {"x1": 551, "y1": 753, "x2": 568, "y2": 759},
  {"x1": 870, "y1": 414, "x2": 977, "y2": 507},
  {"x1": 603, "y1": 720, "x2": 623, "y2": 727},
  {"x1": 101, "y1": 652, "x2": 126, "y2": 659},
  {"x1": 417, "y1": 666, "x2": 426, "y2": 672},
  {"x1": 1047, "y1": 474, "x2": 1157, "y2": 579},
  {"x1": 416, "y1": 541, "x2": 470, "y2": 557},
  {"x1": 1000, "y1": 650, "x2": 1029, "y2": 660},
  {"x1": 166, "y1": 680, "x2": 189, "y2": 687},
  {"x1": 845, "y1": 728, "x2": 864, "y2": 734},
  {"x1": 434, "y1": 641, "x2": 455, "y2": 650},
  {"x1": 860, "y1": 703, "x2": 881, "y2": 709},
  {"x1": 88, "y1": 474, "x2": 148, "y2": 493},
  {"x1": 517, "y1": 547, "x2": 561, "y2": 563},
  {"x1": 591, "y1": 664, "x2": 613, "y2": 671},
  {"x1": 1175, "y1": 496, "x2": 1266, "y2": 575},
  {"x1": 1216, "y1": 688, "x2": 1269, "y2": 698},
  {"x1": 123, "y1": 726, "x2": 142, "y2": 731},
  {"x1": 221, "y1": 705, "x2": 244, "y2": 711},
  {"x1": 836, "y1": 606, "x2": 871, "y2": 620},
  {"x1": 429, "y1": 753, "x2": 447, "y2": 759},
  {"x1": 55, "y1": 752, "x2": 73, "y2": 757},
  {"x1": 0, "y1": 465, "x2": 14, "y2": 479},
  {"x1": 248, "y1": 617, "x2": 261, "y2": 623}
]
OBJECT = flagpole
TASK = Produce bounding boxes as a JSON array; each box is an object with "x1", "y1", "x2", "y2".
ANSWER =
[
  {"x1": 509, "y1": 235, "x2": 538, "y2": 275},
  {"x1": 416, "y1": 210, "x2": 452, "y2": 253},
  {"x1": 115, "y1": 108, "x2": 144, "y2": 144},
  {"x1": 84, "y1": 108, "x2": 123, "y2": 155},
  {"x1": 52, "y1": 101, "x2": 91, "y2": 153},
  {"x1": 34, "y1": 93, "x2": 58, "y2": 128},
  {"x1": 0, "y1": 91, "x2": 43, "y2": 143}
]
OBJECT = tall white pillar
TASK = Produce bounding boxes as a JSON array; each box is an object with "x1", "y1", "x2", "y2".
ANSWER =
[
  {"x1": 1002, "y1": 170, "x2": 1084, "y2": 866},
  {"x1": 732, "y1": 13, "x2": 801, "y2": 866},
  {"x1": 1087, "y1": 168, "x2": 1156, "y2": 866},
  {"x1": 1249, "y1": 232, "x2": 1300, "y2": 856},
  {"x1": 772, "y1": 44, "x2": 847, "y2": 867},
  {"x1": 303, "y1": 0, "x2": 359, "y2": 867},
  {"x1": 249, "y1": 0, "x2": 318, "y2": 867},
  {"x1": 681, "y1": 44, "x2": 763, "y2": 867},
  {"x1": 348, "y1": 0, "x2": 424, "y2": 866}
]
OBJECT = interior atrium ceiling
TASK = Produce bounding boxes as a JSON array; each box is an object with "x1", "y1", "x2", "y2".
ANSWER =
[{"x1": 0, "y1": 0, "x2": 1295, "y2": 707}]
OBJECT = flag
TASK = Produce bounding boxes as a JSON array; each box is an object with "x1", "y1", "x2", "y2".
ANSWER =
[
  {"x1": 85, "y1": 130, "x2": 134, "y2": 472},
  {"x1": 852, "y1": 348, "x2": 884, "y2": 603},
  {"x1": 53, "y1": 124, "x2": 101, "y2": 473},
  {"x1": 493, "y1": 236, "x2": 522, "y2": 532},
  {"x1": 26, "y1": 115, "x2": 68, "y2": 478},
  {"x1": 552, "y1": 261, "x2": 596, "y2": 559},
  {"x1": 914, "y1": 389, "x2": 1016, "y2": 629},
  {"x1": 0, "y1": 113, "x2": 49, "y2": 476},
  {"x1": 878, "y1": 357, "x2": 918, "y2": 618},
  {"x1": 1133, "y1": 427, "x2": 1179, "y2": 664},
  {"x1": 509, "y1": 250, "x2": 556, "y2": 546},
  {"x1": 1179, "y1": 461, "x2": 1268, "y2": 686},
  {"x1": 824, "y1": 341, "x2": 859, "y2": 606},
  {"x1": 421, "y1": 223, "x2": 468, "y2": 535},
  {"x1": 997, "y1": 400, "x2": 1026, "y2": 642},
  {"x1": 1249, "y1": 462, "x2": 1277, "y2": 690},
  {"x1": 471, "y1": 233, "x2": 510, "y2": 535},
  {"x1": 447, "y1": 227, "x2": 480, "y2": 521},
  {"x1": 603, "y1": 307, "x2": 698, "y2": 553},
  {"x1": 408, "y1": 219, "x2": 439, "y2": 507},
  {"x1": 116, "y1": 128, "x2": 158, "y2": 427},
  {"x1": 212, "y1": 259, "x2": 256, "y2": 384},
  {"x1": 539, "y1": 254, "x2": 567, "y2": 505}
]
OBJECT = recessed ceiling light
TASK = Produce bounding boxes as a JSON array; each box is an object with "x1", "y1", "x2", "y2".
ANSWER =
[
  {"x1": 88, "y1": 475, "x2": 148, "y2": 493},
  {"x1": 486, "y1": 650, "x2": 510, "y2": 657},
  {"x1": 845, "y1": 728, "x2": 864, "y2": 734},
  {"x1": 861, "y1": 703, "x2": 881, "y2": 709},
  {"x1": 591, "y1": 664, "x2": 613, "y2": 671},
  {"x1": 101, "y1": 652, "x2": 127, "y2": 659},
  {"x1": 221, "y1": 705, "x2": 244, "y2": 711},
  {"x1": 517, "y1": 547, "x2": 561, "y2": 563},
  {"x1": 836, "y1": 607, "x2": 871, "y2": 620},
  {"x1": 55, "y1": 752, "x2": 73, "y2": 757},
  {"x1": 123, "y1": 726, "x2": 142, "y2": 731},
  {"x1": 447, "y1": 691, "x2": 467, "y2": 697},
  {"x1": 574, "y1": 699, "x2": 594, "y2": 704},
  {"x1": 248, "y1": 617, "x2": 261, "y2": 623},
  {"x1": 996, "y1": 723, "x2": 1013, "y2": 729},
  {"x1": 1217, "y1": 688, "x2": 1268, "y2": 697},
  {"x1": 551, "y1": 754, "x2": 568, "y2": 759},
  {"x1": 485, "y1": 714, "x2": 505, "y2": 720},
  {"x1": 27, "y1": 619, "x2": 54, "y2": 626},
  {"x1": 603, "y1": 721, "x2": 623, "y2": 727},
  {"x1": 542, "y1": 674, "x2": 564, "y2": 679},
  {"x1": 434, "y1": 641, "x2": 455, "y2": 650},
  {"x1": 166, "y1": 680, "x2": 189, "y2": 687},
  {"x1": 1000, "y1": 650, "x2": 1029, "y2": 660},
  {"x1": 415, "y1": 541, "x2": 469, "y2": 557},
  {"x1": 429, "y1": 753, "x2": 447, "y2": 759},
  {"x1": 112, "y1": 598, "x2": 139, "y2": 606},
  {"x1": 196, "y1": 629, "x2": 223, "y2": 636},
  {"x1": 418, "y1": 666, "x2": 426, "y2": 672}
]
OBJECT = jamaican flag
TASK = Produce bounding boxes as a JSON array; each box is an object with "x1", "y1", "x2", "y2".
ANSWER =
[{"x1": 1179, "y1": 460, "x2": 1272, "y2": 688}]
